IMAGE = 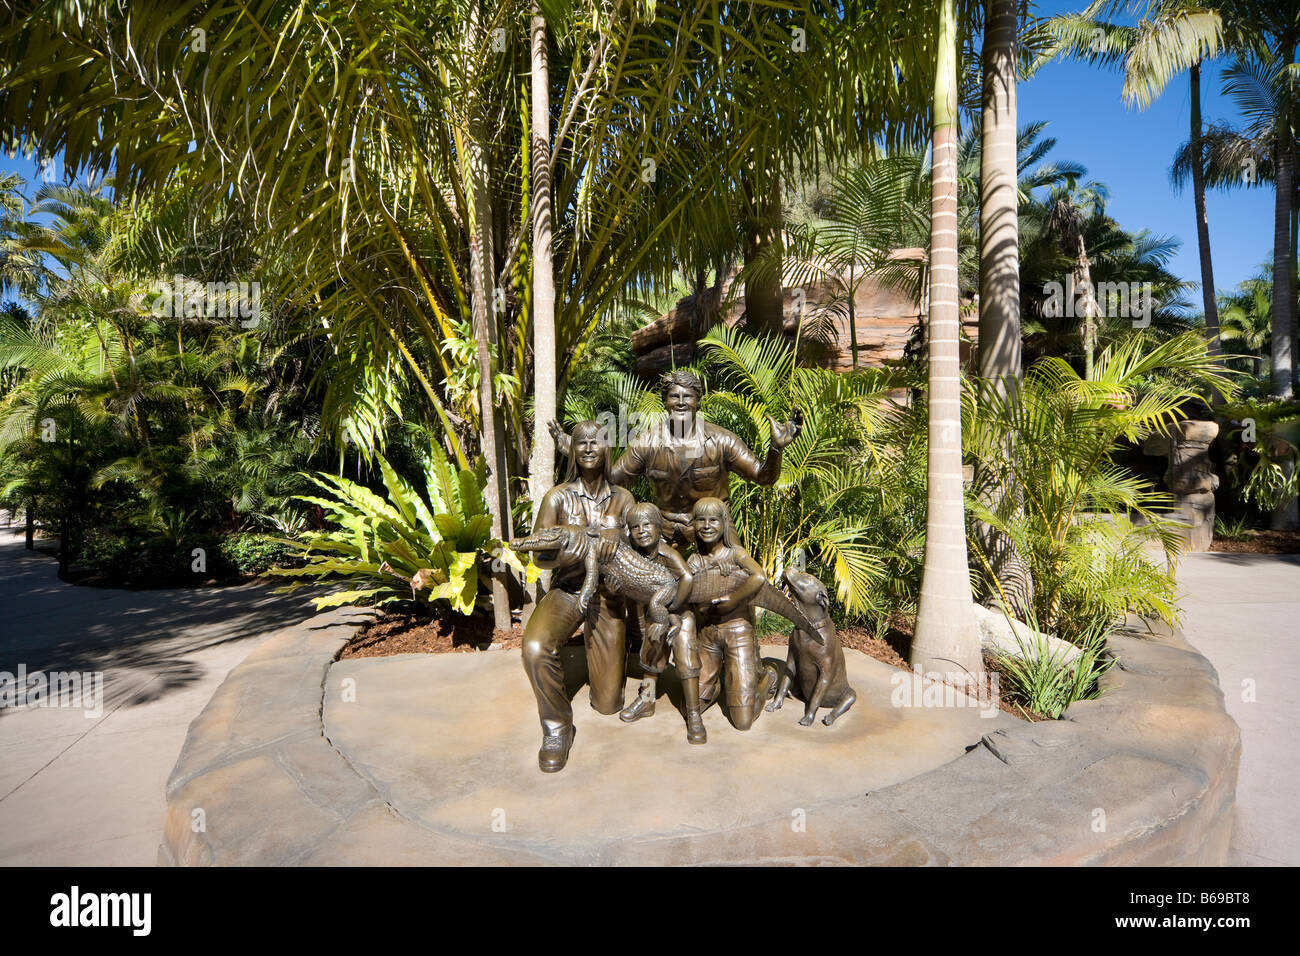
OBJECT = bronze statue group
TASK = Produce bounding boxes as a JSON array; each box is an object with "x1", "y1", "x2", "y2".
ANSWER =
[{"x1": 518, "y1": 370, "x2": 854, "y2": 773}]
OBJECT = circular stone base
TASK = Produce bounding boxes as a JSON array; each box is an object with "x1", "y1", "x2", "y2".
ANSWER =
[{"x1": 323, "y1": 646, "x2": 1013, "y2": 862}]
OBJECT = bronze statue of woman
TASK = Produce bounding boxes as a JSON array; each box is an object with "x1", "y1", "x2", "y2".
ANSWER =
[{"x1": 521, "y1": 421, "x2": 634, "y2": 772}]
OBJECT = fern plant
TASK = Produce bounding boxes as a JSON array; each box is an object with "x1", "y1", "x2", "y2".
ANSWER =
[
  {"x1": 271, "y1": 444, "x2": 525, "y2": 613},
  {"x1": 694, "y1": 324, "x2": 905, "y2": 618}
]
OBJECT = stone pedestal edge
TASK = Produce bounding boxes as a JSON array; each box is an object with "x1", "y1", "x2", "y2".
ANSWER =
[{"x1": 160, "y1": 613, "x2": 1239, "y2": 866}]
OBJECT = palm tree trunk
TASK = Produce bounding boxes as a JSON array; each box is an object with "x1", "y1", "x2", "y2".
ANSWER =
[
  {"x1": 1075, "y1": 234, "x2": 1098, "y2": 379},
  {"x1": 848, "y1": 262, "x2": 859, "y2": 370},
  {"x1": 1190, "y1": 62, "x2": 1221, "y2": 356},
  {"x1": 977, "y1": 0, "x2": 1021, "y2": 395},
  {"x1": 1272, "y1": 139, "x2": 1295, "y2": 398},
  {"x1": 1292, "y1": 191, "x2": 1298, "y2": 373},
  {"x1": 528, "y1": 4, "x2": 556, "y2": 607},
  {"x1": 467, "y1": 6, "x2": 513, "y2": 630},
  {"x1": 743, "y1": 161, "x2": 785, "y2": 338},
  {"x1": 975, "y1": 0, "x2": 1033, "y2": 617},
  {"x1": 911, "y1": 0, "x2": 982, "y2": 682}
]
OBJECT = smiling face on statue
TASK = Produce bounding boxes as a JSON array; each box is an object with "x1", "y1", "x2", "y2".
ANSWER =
[
  {"x1": 571, "y1": 422, "x2": 609, "y2": 477},
  {"x1": 627, "y1": 503, "x2": 663, "y2": 554},
  {"x1": 665, "y1": 384, "x2": 700, "y2": 418},
  {"x1": 664, "y1": 384, "x2": 702, "y2": 445},
  {"x1": 692, "y1": 501, "x2": 726, "y2": 548}
]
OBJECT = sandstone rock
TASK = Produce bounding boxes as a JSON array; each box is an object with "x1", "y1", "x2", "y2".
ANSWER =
[{"x1": 972, "y1": 602, "x2": 1082, "y2": 666}]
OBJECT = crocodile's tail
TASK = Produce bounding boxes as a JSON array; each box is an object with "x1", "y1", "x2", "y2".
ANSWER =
[{"x1": 753, "y1": 583, "x2": 824, "y2": 643}]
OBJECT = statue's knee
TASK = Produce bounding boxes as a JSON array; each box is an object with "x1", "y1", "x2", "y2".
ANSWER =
[
  {"x1": 522, "y1": 636, "x2": 549, "y2": 664},
  {"x1": 731, "y1": 705, "x2": 756, "y2": 730}
]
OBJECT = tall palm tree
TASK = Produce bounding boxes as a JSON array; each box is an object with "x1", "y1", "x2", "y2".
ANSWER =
[
  {"x1": 978, "y1": 0, "x2": 1023, "y2": 395},
  {"x1": 1021, "y1": 179, "x2": 1199, "y2": 361},
  {"x1": 1047, "y1": 187, "x2": 1104, "y2": 378},
  {"x1": 1226, "y1": 51, "x2": 1299, "y2": 399},
  {"x1": 1229, "y1": 2, "x2": 1300, "y2": 400},
  {"x1": 530, "y1": 3, "x2": 557, "y2": 520},
  {"x1": 911, "y1": 0, "x2": 982, "y2": 682},
  {"x1": 1169, "y1": 58, "x2": 1300, "y2": 376}
]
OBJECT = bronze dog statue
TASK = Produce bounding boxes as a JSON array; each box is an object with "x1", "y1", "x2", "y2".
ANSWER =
[{"x1": 767, "y1": 568, "x2": 857, "y2": 726}]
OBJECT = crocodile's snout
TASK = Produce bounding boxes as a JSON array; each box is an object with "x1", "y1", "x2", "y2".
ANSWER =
[{"x1": 513, "y1": 529, "x2": 567, "y2": 551}]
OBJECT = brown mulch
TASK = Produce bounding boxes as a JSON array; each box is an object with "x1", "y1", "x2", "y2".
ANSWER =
[
  {"x1": 1210, "y1": 530, "x2": 1300, "y2": 554},
  {"x1": 340, "y1": 610, "x2": 523, "y2": 659}
]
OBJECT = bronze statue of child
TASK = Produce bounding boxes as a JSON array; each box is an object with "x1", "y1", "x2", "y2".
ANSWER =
[
  {"x1": 619, "y1": 502, "x2": 706, "y2": 744},
  {"x1": 687, "y1": 497, "x2": 778, "y2": 731}
]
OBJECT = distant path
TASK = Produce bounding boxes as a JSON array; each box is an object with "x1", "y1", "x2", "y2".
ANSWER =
[
  {"x1": 1176, "y1": 551, "x2": 1300, "y2": 866},
  {"x1": 0, "y1": 523, "x2": 316, "y2": 865}
]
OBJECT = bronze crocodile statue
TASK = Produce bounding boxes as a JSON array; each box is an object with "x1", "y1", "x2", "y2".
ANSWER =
[{"x1": 509, "y1": 524, "x2": 822, "y2": 642}]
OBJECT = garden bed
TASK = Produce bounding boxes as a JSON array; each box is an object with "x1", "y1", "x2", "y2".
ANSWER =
[
  {"x1": 1210, "y1": 529, "x2": 1300, "y2": 554},
  {"x1": 340, "y1": 609, "x2": 523, "y2": 658}
]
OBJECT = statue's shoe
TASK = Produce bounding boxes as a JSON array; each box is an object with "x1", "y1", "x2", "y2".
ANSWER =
[
  {"x1": 538, "y1": 726, "x2": 576, "y2": 773},
  {"x1": 685, "y1": 708, "x2": 707, "y2": 744},
  {"x1": 619, "y1": 693, "x2": 656, "y2": 723}
]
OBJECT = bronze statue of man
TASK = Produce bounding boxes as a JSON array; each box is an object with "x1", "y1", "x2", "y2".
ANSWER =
[
  {"x1": 551, "y1": 369, "x2": 803, "y2": 547},
  {"x1": 550, "y1": 369, "x2": 801, "y2": 722},
  {"x1": 522, "y1": 421, "x2": 633, "y2": 772}
]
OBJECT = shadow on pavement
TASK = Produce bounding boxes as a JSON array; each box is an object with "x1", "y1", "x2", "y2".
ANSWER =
[{"x1": 0, "y1": 529, "x2": 318, "y2": 714}]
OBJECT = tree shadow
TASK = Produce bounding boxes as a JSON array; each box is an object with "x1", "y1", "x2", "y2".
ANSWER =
[{"x1": 1, "y1": 532, "x2": 318, "y2": 716}]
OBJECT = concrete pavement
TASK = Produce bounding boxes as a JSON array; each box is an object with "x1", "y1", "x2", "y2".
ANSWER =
[
  {"x1": 1175, "y1": 550, "x2": 1300, "y2": 866},
  {"x1": 0, "y1": 525, "x2": 315, "y2": 865}
]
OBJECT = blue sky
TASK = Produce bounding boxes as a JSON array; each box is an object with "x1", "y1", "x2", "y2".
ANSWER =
[
  {"x1": 1022, "y1": 1, "x2": 1275, "y2": 300},
  {"x1": 2, "y1": 3, "x2": 1276, "y2": 304}
]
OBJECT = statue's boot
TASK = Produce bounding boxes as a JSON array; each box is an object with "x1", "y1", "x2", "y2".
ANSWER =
[
  {"x1": 682, "y1": 677, "x2": 707, "y2": 744},
  {"x1": 619, "y1": 679, "x2": 656, "y2": 722},
  {"x1": 538, "y1": 726, "x2": 576, "y2": 773}
]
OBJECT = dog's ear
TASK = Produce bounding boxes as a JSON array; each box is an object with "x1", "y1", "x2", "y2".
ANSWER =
[{"x1": 816, "y1": 587, "x2": 830, "y2": 612}]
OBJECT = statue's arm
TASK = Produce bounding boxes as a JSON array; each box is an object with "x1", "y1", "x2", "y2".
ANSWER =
[
  {"x1": 533, "y1": 488, "x2": 561, "y2": 532},
  {"x1": 529, "y1": 491, "x2": 567, "y2": 571},
  {"x1": 547, "y1": 420, "x2": 572, "y2": 460},
  {"x1": 713, "y1": 546, "x2": 766, "y2": 613},
  {"x1": 724, "y1": 432, "x2": 784, "y2": 487},
  {"x1": 595, "y1": 488, "x2": 633, "y2": 563},
  {"x1": 608, "y1": 440, "x2": 645, "y2": 488},
  {"x1": 659, "y1": 545, "x2": 694, "y2": 612},
  {"x1": 724, "y1": 410, "x2": 802, "y2": 486}
]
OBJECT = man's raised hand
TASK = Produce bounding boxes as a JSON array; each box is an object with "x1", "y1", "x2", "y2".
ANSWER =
[
  {"x1": 548, "y1": 419, "x2": 572, "y2": 458},
  {"x1": 768, "y1": 407, "x2": 804, "y2": 450}
]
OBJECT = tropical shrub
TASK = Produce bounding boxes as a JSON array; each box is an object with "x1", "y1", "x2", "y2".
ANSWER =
[
  {"x1": 694, "y1": 325, "x2": 904, "y2": 618},
  {"x1": 76, "y1": 526, "x2": 224, "y2": 585},
  {"x1": 990, "y1": 614, "x2": 1114, "y2": 719},
  {"x1": 965, "y1": 332, "x2": 1236, "y2": 642},
  {"x1": 218, "y1": 533, "x2": 296, "y2": 577},
  {"x1": 271, "y1": 445, "x2": 525, "y2": 614},
  {"x1": 1217, "y1": 399, "x2": 1300, "y2": 512}
]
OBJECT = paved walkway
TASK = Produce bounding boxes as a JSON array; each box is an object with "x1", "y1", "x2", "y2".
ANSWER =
[
  {"x1": 0, "y1": 525, "x2": 314, "y2": 865},
  {"x1": 1176, "y1": 550, "x2": 1300, "y2": 866}
]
